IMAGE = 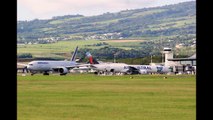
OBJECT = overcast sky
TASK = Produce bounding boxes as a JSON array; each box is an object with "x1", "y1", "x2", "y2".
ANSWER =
[{"x1": 17, "y1": 0, "x2": 195, "y2": 21}]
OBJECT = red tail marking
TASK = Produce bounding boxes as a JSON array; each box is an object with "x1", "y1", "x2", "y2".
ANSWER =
[{"x1": 89, "y1": 56, "x2": 94, "y2": 64}]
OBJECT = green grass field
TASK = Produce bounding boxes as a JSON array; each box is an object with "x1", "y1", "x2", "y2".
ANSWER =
[
  {"x1": 17, "y1": 74, "x2": 196, "y2": 120},
  {"x1": 17, "y1": 40, "x2": 101, "y2": 54},
  {"x1": 17, "y1": 39, "x2": 147, "y2": 58}
]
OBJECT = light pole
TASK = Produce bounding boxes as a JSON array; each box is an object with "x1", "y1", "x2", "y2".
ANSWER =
[
  {"x1": 160, "y1": 26, "x2": 164, "y2": 64},
  {"x1": 162, "y1": 53, "x2": 164, "y2": 64},
  {"x1": 151, "y1": 55, "x2": 155, "y2": 64}
]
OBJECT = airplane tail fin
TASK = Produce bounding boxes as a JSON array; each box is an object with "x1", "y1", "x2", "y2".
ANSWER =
[
  {"x1": 70, "y1": 46, "x2": 78, "y2": 62},
  {"x1": 86, "y1": 52, "x2": 99, "y2": 64}
]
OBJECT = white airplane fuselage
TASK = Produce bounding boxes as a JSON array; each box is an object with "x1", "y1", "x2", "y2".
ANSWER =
[
  {"x1": 92, "y1": 63, "x2": 130, "y2": 73},
  {"x1": 130, "y1": 65, "x2": 171, "y2": 74},
  {"x1": 85, "y1": 52, "x2": 172, "y2": 75},
  {"x1": 27, "y1": 61, "x2": 76, "y2": 71},
  {"x1": 92, "y1": 63, "x2": 171, "y2": 74}
]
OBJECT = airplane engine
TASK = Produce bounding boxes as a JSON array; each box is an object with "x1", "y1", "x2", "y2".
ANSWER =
[
  {"x1": 126, "y1": 66, "x2": 140, "y2": 74},
  {"x1": 59, "y1": 67, "x2": 69, "y2": 75},
  {"x1": 139, "y1": 69, "x2": 148, "y2": 74}
]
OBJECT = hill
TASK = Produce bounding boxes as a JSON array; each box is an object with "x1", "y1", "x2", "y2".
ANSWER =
[{"x1": 17, "y1": 1, "x2": 195, "y2": 43}]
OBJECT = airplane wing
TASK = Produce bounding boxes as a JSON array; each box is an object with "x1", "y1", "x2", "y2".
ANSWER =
[
  {"x1": 71, "y1": 64, "x2": 98, "y2": 70},
  {"x1": 51, "y1": 63, "x2": 90, "y2": 71},
  {"x1": 51, "y1": 66, "x2": 76, "y2": 70},
  {"x1": 51, "y1": 66, "x2": 74, "y2": 74},
  {"x1": 51, "y1": 63, "x2": 98, "y2": 73}
]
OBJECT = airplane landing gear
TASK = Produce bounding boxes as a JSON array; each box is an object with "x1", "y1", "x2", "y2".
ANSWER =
[
  {"x1": 31, "y1": 72, "x2": 36, "y2": 76},
  {"x1": 60, "y1": 73, "x2": 66, "y2": 76},
  {"x1": 43, "y1": 72, "x2": 49, "y2": 75}
]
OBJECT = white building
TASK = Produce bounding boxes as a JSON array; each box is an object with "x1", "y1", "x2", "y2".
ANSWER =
[{"x1": 162, "y1": 48, "x2": 196, "y2": 74}]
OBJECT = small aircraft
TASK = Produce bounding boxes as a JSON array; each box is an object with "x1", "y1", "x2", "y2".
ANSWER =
[{"x1": 18, "y1": 46, "x2": 80, "y2": 75}]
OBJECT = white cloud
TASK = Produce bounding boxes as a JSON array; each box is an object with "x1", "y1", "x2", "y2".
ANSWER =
[{"x1": 17, "y1": 0, "x2": 195, "y2": 20}]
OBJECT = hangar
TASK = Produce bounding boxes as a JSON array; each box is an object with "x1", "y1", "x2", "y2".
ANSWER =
[{"x1": 167, "y1": 54, "x2": 196, "y2": 66}]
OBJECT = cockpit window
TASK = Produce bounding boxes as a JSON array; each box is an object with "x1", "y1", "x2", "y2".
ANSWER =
[{"x1": 29, "y1": 64, "x2": 33, "y2": 66}]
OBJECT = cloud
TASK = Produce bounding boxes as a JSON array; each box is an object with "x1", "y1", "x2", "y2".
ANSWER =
[{"x1": 18, "y1": 0, "x2": 194, "y2": 20}]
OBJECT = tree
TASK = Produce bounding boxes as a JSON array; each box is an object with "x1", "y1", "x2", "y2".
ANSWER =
[{"x1": 18, "y1": 53, "x2": 33, "y2": 58}]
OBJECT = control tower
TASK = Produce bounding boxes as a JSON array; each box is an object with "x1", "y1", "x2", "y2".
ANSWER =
[{"x1": 162, "y1": 47, "x2": 173, "y2": 66}]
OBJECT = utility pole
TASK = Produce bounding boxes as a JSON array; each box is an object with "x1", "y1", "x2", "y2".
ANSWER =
[{"x1": 160, "y1": 26, "x2": 164, "y2": 64}]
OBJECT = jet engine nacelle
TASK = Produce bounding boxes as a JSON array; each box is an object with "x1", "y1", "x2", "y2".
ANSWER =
[
  {"x1": 59, "y1": 67, "x2": 69, "y2": 75},
  {"x1": 139, "y1": 69, "x2": 148, "y2": 74}
]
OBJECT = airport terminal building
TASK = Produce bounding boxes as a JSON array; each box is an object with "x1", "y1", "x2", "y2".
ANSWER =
[{"x1": 163, "y1": 48, "x2": 196, "y2": 74}]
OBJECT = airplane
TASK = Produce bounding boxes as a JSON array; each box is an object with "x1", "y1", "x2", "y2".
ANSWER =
[
  {"x1": 18, "y1": 46, "x2": 80, "y2": 76},
  {"x1": 85, "y1": 52, "x2": 140, "y2": 75},
  {"x1": 85, "y1": 52, "x2": 172, "y2": 75}
]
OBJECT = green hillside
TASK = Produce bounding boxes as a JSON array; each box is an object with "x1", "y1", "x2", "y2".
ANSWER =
[
  {"x1": 17, "y1": 1, "x2": 195, "y2": 42},
  {"x1": 17, "y1": 1, "x2": 196, "y2": 60}
]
